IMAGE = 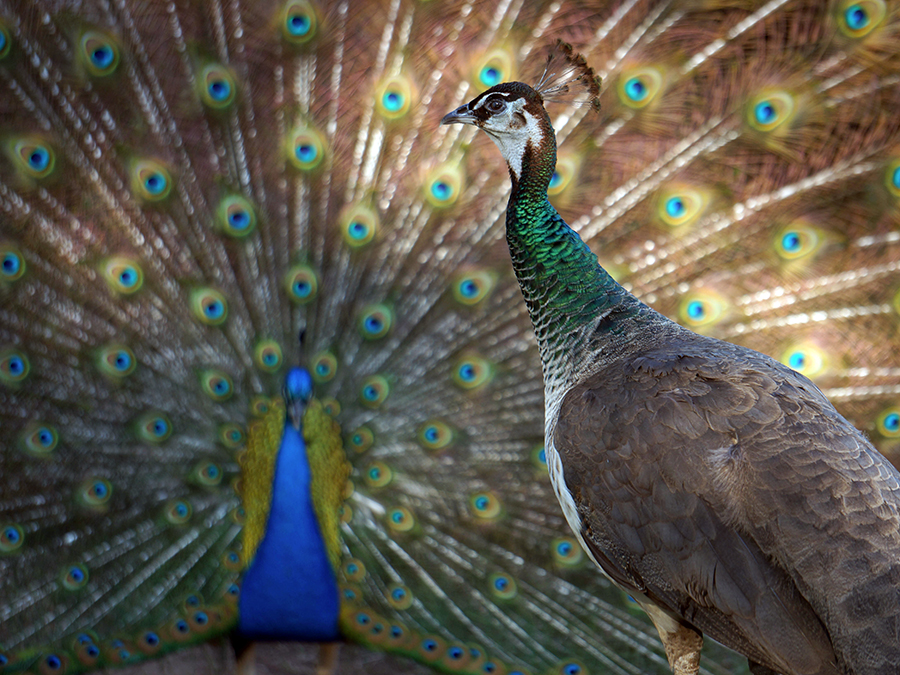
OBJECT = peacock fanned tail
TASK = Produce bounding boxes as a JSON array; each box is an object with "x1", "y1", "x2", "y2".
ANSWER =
[{"x1": 1, "y1": 1, "x2": 899, "y2": 675}]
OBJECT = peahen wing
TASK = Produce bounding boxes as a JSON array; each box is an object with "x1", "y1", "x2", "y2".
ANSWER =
[{"x1": 1, "y1": 1, "x2": 899, "y2": 675}]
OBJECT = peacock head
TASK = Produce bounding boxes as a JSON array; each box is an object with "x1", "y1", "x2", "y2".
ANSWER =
[
  {"x1": 283, "y1": 366, "x2": 313, "y2": 430},
  {"x1": 442, "y1": 81, "x2": 554, "y2": 181}
]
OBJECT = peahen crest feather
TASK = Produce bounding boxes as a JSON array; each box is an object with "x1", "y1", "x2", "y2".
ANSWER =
[{"x1": 1, "y1": 0, "x2": 900, "y2": 674}]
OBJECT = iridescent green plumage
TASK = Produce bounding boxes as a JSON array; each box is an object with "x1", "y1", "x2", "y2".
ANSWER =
[{"x1": 1, "y1": 1, "x2": 900, "y2": 674}]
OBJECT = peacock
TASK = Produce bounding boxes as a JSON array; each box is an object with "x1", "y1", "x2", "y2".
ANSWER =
[
  {"x1": 1, "y1": 1, "x2": 899, "y2": 675},
  {"x1": 442, "y1": 60, "x2": 900, "y2": 675}
]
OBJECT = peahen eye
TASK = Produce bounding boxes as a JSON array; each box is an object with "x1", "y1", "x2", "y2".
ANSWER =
[{"x1": 486, "y1": 98, "x2": 505, "y2": 113}]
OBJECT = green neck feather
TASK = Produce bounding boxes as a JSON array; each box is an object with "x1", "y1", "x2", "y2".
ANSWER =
[{"x1": 504, "y1": 117, "x2": 650, "y2": 391}]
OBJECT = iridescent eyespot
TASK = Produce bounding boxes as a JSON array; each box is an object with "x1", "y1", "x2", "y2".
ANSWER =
[
  {"x1": 343, "y1": 558, "x2": 367, "y2": 581},
  {"x1": 452, "y1": 355, "x2": 493, "y2": 390},
  {"x1": 79, "y1": 478, "x2": 112, "y2": 507},
  {"x1": 0, "y1": 524, "x2": 24, "y2": 552},
  {"x1": 452, "y1": 270, "x2": 494, "y2": 306},
  {"x1": 425, "y1": 165, "x2": 463, "y2": 208},
  {"x1": 40, "y1": 653, "x2": 68, "y2": 674},
  {"x1": 385, "y1": 584, "x2": 413, "y2": 610},
  {"x1": 358, "y1": 304, "x2": 393, "y2": 340},
  {"x1": 417, "y1": 420, "x2": 453, "y2": 451},
  {"x1": 532, "y1": 444, "x2": 549, "y2": 473},
  {"x1": 780, "y1": 343, "x2": 827, "y2": 379},
  {"x1": 249, "y1": 340, "x2": 282, "y2": 373},
  {"x1": 216, "y1": 195, "x2": 256, "y2": 237},
  {"x1": 774, "y1": 223, "x2": 822, "y2": 261},
  {"x1": 885, "y1": 158, "x2": 900, "y2": 198},
  {"x1": 250, "y1": 395, "x2": 272, "y2": 416},
  {"x1": 359, "y1": 374, "x2": 390, "y2": 409},
  {"x1": 417, "y1": 636, "x2": 446, "y2": 661},
  {"x1": 877, "y1": 407, "x2": 900, "y2": 437},
  {"x1": 219, "y1": 423, "x2": 246, "y2": 449},
  {"x1": 285, "y1": 264, "x2": 318, "y2": 303},
  {"x1": 24, "y1": 424, "x2": 58, "y2": 454},
  {"x1": 137, "y1": 631, "x2": 161, "y2": 655},
  {"x1": 341, "y1": 205, "x2": 379, "y2": 248},
  {"x1": 363, "y1": 461, "x2": 392, "y2": 488},
  {"x1": 386, "y1": 507, "x2": 415, "y2": 532},
  {"x1": 836, "y1": 0, "x2": 885, "y2": 38},
  {"x1": 0, "y1": 22, "x2": 11, "y2": 59},
  {"x1": 62, "y1": 564, "x2": 89, "y2": 590},
  {"x1": 136, "y1": 412, "x2": 173, "y2": 443},
  {"x1": 657, "y1": 187, "x2": 706, "y2": 227},
  {"x1": 200, "y1": 370, "x2": 233, "y2": 401},
  {"x1": 190, "y1": 288, "x2": 228, "y2": 325},
  {"x1": 377, "y1": 75, "x2": 414, "y2": 119},
  {"x1": 617, "y1": 66, "x2": 663, "y2": 109},
  {"x1": 225, "y1": 583, "x2": 240, "y2": 602},
  {"x1": 97, "y1": 344, "x2": 136, "y2": 378},
  {"x1": 194, "y1": 461, "x2": 223, "y2": 486},
  {"x1": 347, "y1": 426, "x2": 374, "y2": 453},
  {"x1": 311, "y1": 350, "x2": 338, "y2": 383},
  {"x1": 548, "y1": 153, "x2": 579, "y2": 197},
  {"x1": 488, "y1": 573, "x2": 517, "y2": 600},
  {"x1": 677, "y1": 291, "x2": 727, "y2": 329},
  {"x1": 131, "y1": 159, "x2": 172, "y2": 201},
  {"x1": 746, "y1": 90, "x2": 795, "y2": 133},
  {"x1": 0, "y1": 349, "x2": 29, "y2": 384},
  {"x1": 10, "y1": 138, "x2": 56, "y2": 179},
  {"x1": 81, "y1": 31, "x2": 120, "y2": 77},
  {"x1": 286, "y1": 126, "x2": 325, "y2": 170},
  {"x1": 102, "y1": 257, "x2": 144, "y2": 294},
  {"x1": 0, "y1": 246, "x2": 25, "y2": 281},
  {"x1": 170, "y1": 618, "x2": 192, "y2": 641},
  {"x1": 75, "y1": 638, "x2": 101, "y2": 665},
  {"x1": 222, "y1": 550, "x2": 241, "y2": 569},
  {"x1": 552, "y1": 537, "x2": 583, "y2": 566},
  {"x1": 469, "y1": 491, "x2": 501, "y2": 520},
  {"x1": 199, "y1": 64, "x2": 237, "y2": 109},
  {"x1": 474, "y1": 48, "x2": 513, "y2": 90},
  {"x1": 165, "y1": 499, "x2": 192, "y2": 524},
  {"x1": 555, "y1": 661, "x2": 586, "y2": 675},
  {"x1": 188, "y1": 610, "x2": 210, "y2": 631},
  {"x1": 281, "y1": 0, "x2": 317, "y2": 44}
]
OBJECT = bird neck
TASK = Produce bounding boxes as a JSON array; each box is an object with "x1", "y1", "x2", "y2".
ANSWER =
[{"x1": 504, "y1": 129, "x2": 652, "y2": 400}]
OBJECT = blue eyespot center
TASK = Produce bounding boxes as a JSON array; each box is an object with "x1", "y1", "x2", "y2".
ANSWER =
[
  {"x1": 29, "y1": 148, "x2": 49, "y2": 171},
  {"x1": 431, "y1": 181, "x2": 451, "y2": 200},
  {"x1": 625, "y1": 77, "x2": 647, "y2": 101},
  {"x1": 789, "y1": 352, "x2": 806, "y2": 369},
  {"x1": 145, "y1": 173, "x2": 166, "y2": 194},
  {"x1": 781, "y1": 231, "x2": 801, "y2": 251},
  {"x1": 229, "y1": 210, "x2": 250, "y2": 229},
  {"x1": 892, "y1": 166, "x2": 900, "y2": 189},
  {"x1": 8, "y1": 356, "x2": 24, "y2": 375},
  {"x1": 92, "y1": 46, "x2": 114, "y2": 68},
  {"x1": 480, "y1": 66, "x2": 501, "y2": 87},
  {"x1": 846, "y1": 4, "x2": 869, "y2": 29},
  {"x1": 754, "y1": 100, "x2": 776, "y2": 125},
  {"x1": 209, "y1": 79, "x2": 231, "y2": 101},
  {"x1": 885, "y1": 413, "x2": 900, "y2": 431},
  {"x1": 383, "y1": 91, "x2": 403, "y2": 111},
  {"x1": 204, "y1": 300, "x2": 224, "y2": 318},
  {"x1": 296, "y1": 144, "x2": 316, "y2": 162},
  {"x1": 687, "y1": 301, "x2": 705, "y2": 320},
  {"x1": 2, "y1": 253, "x2": 21, "y2": 275},
  {"x1": 288, "y1": 14, "x2": 311, "y2": 36},
  {"x1": 665, "y1": 197, "x2": 685, "y2": 218}
]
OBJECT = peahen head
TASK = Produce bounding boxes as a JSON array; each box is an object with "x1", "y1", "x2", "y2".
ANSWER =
[{"x1": 441, "y1": 82, "x2": 554, "y2": 184}]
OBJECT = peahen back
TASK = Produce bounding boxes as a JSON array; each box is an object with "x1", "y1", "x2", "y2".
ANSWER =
[{"x1": 1, "y1": 1, "x2": 899, "y2": 675}]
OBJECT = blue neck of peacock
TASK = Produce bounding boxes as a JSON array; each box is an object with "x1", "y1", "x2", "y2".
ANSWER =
[{"x1": 504, "y1": 121, "x2": 654, "y2": 402}]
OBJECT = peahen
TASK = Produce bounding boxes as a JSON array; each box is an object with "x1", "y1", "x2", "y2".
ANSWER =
[
  {"x1": 1, "y1": 2, "x2": 900, "y2": 675},
  {"x1": 442, "y1": 57, "x2": 900, "y2": 675}
]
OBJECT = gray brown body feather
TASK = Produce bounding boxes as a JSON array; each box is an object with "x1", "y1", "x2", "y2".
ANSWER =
[{"x1": 554, "y1": 327, "x2": 900, "y2": 675}]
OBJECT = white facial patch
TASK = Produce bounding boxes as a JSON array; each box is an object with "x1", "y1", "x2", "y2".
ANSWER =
[{"x1": 482, "y1": 100, "x2": 541, "y2": 180}]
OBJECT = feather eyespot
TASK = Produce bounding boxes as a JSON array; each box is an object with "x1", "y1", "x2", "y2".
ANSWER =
[
  {"x1": 137, "y1": 632, "x2": 162, "y2": 655},
  {"x1": 488, "y1": 573, "x2": 517, "y2": 600},
  {"x1": 617, "y1": 67, "x2": 662, "y2": 109},
  {"x1": 136, "y1": 412, "x2": 172, "y2": 443},
  {"x1": 254, "y1": 340, "x2": 283, "y2": 372},
  {"x1": 532, "y1": 444, "x2": 549, "y2": 473},
  {"x1": 877, "y1": 408, "x2": 900, "y2": 437},
  {"x1": 774, "y1": 223, "x2": 822, "y2": 261},
  {"x1": 0, "y1": 22, "x2": 11, "y2": 59},
  {"x1": 24, "y1": 424, "x2": 58, "y2": 454},
  {"x1": 548, "y1": 154, "x2": 578, "y2": 196},
  {"x1": 62, "y1": 564, "x2": 89, "y2": 591},
  {"x1": 359, "y1": 375, "x2": 390, "y2": 408},
  {"x1": 165, "y1": 499, "x2": 192, "y2": 524},
  {"x1": 780, "y1": 343, "x2": 827, "y2": 379},
  {"x1": 0, "y1": 349, "x2": 29, "y2": 384},
  {"x1": 452, "y1": 355, "x2": 493, "y2": 390},
  {"x1": 285, "y1": 264, "x2": 318, "y2": 303},
  {"x1": 837, "y1": 1, "x2": 885, "y2": 37},
  {"x1": 452, "y1": 270, "x2": 495, "y2": 305},
  {"x1": 677, "y1": 291, "x2": 727, "y2": 329},
  {"x1": 385, "y1": 584, "x2": 413, "y2": 610},
  {"x1": 556, "y1": 662, "x2": 586, "y2": 675},
  {"x1": 216, "y1": 195, "x2": 256, "y2": 237},
  {"x1": 416, "y1": 636, "x2": 446, "y2": 662},
  {"x1": 363, "y1": 461, "x2": 393, "y2": 488},
  {"x1": 199, "y1": 64, "x2": 237, "y2": 109},
  {"x1": 552, "y1": 537, "x2": 584, "y2": 566},
  {"x1": 474, "y1": 49, "x2": 513, "y2": 90},
  {"x1": 11, "y1": 138, "x2": 56, "y2": 179},
  {"x1": 311, "y1": 350, "x2": 338, "y2": 383},
  {"x1": 0, "y1": 246, "x2": 25, "y2": 281},
  {"x1": 746, "y1": 91, "x2": 795, "y2": 133},
  {"x1": 131, "y1": 160, "x2": 172, "y2": 201},
  {"x1": 219, "y1": 424, "x2": 245, "y2": 448},
  {"x1": 347, "y1": 426, "x2": 374, "y2": 453},
  {"x1": 377, "y1": 76, "x2": 414, "y2": 119},
  {"x1": 39, "y1": 654, "x2": 68, "y2": 675},
  {"x1": 341, "y1": 206, "x2": 379, "y2": 247},
  {"x1": 343, "y1": 559, "x2": 366, "y2": 581},
  {"x1": 657, "y1": 188, "x2": 706, "y2": 227},
  {"x1": 79, "y1": 478, "x2": 112, "y2": 507},
  {"x1": 358, "y1": 304, "x2": 393, "y2": 340},
  {"x1": 0, "y1": 524, "x2": 24, "y2": 552},
  {"x1": 386, "y1": 507, "x2": 415, "y2": 532},
  {"x1": 425, "y1": 165, "x2": 463, "y2": 208},
  {"x1": 286, "y1": 126, "x2": 325, "y2": 170},
  {"x1": 885, "y1": 159, "x2": 900, "y2": 197},
  {"x1": 190, "y1": 288, "x2": 228, "y2": 325},
  {"x1": 469, "y1": 491, "x2": 501, "y2": 520},
  {"x1": 281, "y1": 1, "x2": 317, "y2": 43},
  {"x1": 80, "y1": 31, "x2": 120, "y2": 77},
  {"x1": 97, "y1": 344, "x2": 136, "y2": 378},
  {"x1": 417, "y1": 420, "x2": 454, "y2": 451},
  {"x1": 194, "y1": 461, "x2": 224, "y2": 486},
  {"x1": 102, "y1": 257, "x2": 144, "y2": 294}
]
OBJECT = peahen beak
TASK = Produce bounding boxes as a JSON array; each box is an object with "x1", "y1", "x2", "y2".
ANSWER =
[{"x1": 441, "y1": 105, "x2": 477, "y2": 126}]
